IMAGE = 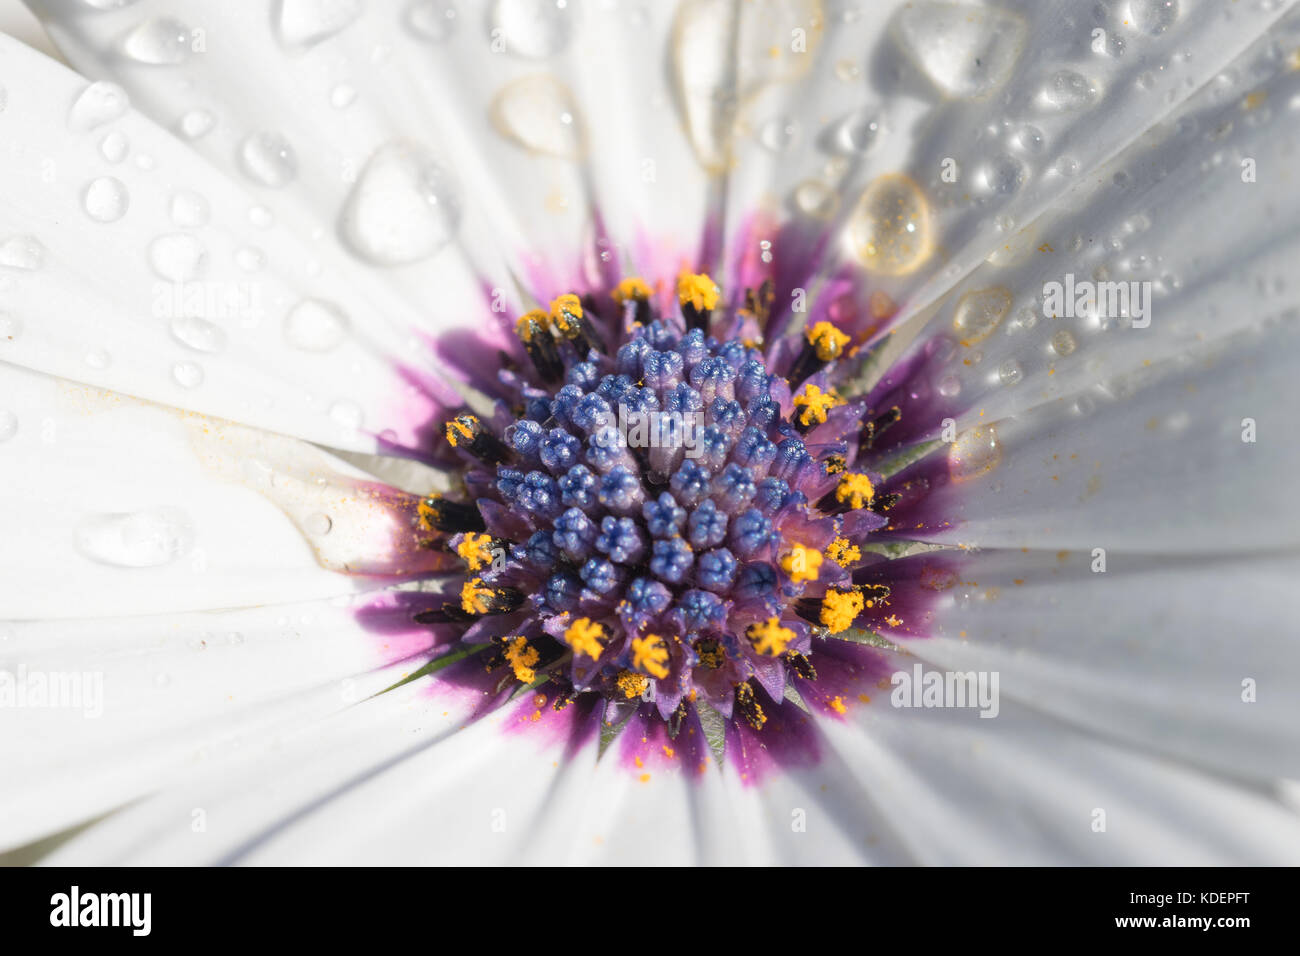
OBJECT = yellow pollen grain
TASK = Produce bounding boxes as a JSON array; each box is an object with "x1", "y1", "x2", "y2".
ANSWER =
[
  {"x1": 631, "y1": 633, "x2": 670, "y2": 679},
  {"x1": 616, "y1": 670, "x2": 649, "y2": 699},
  {"x1": 793, "y1": 383, "x2": 843, "y2": 426},
  {"x1": 780, "y1": 544, "x2": 823, "y2": 584},
  {"x1": 456, "y1": 532, "x2": 494, "y2": 571},
  {"x1": 612, "y1": 277, "x2": 651, "y2": 304},
  {"x1": 563, "y1": 617, "x2": 606, "y2": 660},
  {"x1": 806, "y1": 321, "x2": 851, "y2": 361},
  {"x1": 515, "y1": 309, "x2": 549, "y2": 342},
  {"x1": 504, "y1": 636, "x2": 539, "y2": 684},
  {"x1": 460, "y1": 578, "x2": 493, "y2": 615},
  {"x1": 746, "y1": 617, "x2": 796, "y2": 656},
  {"x1": 676, "y1": 272, "x2": 720, "y2": 311},
  {"x1": 836, "y1": 472, "x2": 875, "y2": 509},
  {"x1": 445, "y1": 416, "x2": 476, "y2": 447},
  {"x1": 829, "y1": 695, "x2": 847, "y2": 715},
  {"x1": 820, "y1": 590, "x2": 864, "y2": 633},
  {"x1": 825, "y1": 536, "x2": 861, "y2": 567}
]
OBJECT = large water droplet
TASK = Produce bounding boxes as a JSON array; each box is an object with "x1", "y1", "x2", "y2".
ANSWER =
[
  {"x1": 980, "y1": 153, "x2": 1026, "y2": 194},
  {"x1": 948, "y1": 424, "x2": 1003, "y2": 481},
  {"x1": 997, "y1": 358, "x2": 1023, "y2": 386},
  {"x1": 0, "y1": 236, "x2": 48, "y2": 271},
  {"x1": 149, "y1": 234, "x2": 207, "y2": 282},
  {"x1": 489, "y1": 75, "x2": 583, "y2": 158},
  {"x1": 284, "y1": 298, "x2": 349, "y2": 351},
  {"x1": 0, "y1": 410, "x2": 17, "y2": 443},
  {"x1": 169, "y1": 190, "x2": 211, "y2": 227},
  {"x1": 275, "y1": 0, "x2": 363, "y2": 50},
  {"x1": 172, "y1": 361, "x2": 205, "y2": 388},
  {"x1": 1050, "y1": 328, "x2": 1077, "y2": 356},
  {"x1": 82, "y1": 176, "x2": 130, "y2": 223},
  {"x1": 952, "y1": 286, "x2": 1013, "y2": 343},
  {"x1": 73, "y1": 507, "x2": 195, "y2": 567},
  {"x1": 170, "y1": 314, "x2": 227, "y2": 353},
  {"x1": 892, "y1": 2, "x2": 1027, "y2": 100},
  {"x1": 339, "y1": 141, "x2": 461, "y2": 265},
  {"x1": 239, "y1": 132, "x2": 298, "y2": 188},
  {"x1": 492, "y1": 0, "x2": 574, "y2": 58},
  {"x1": 406, "y1": 0, "x2": 458, "y2": 40},
  {"x1": 1126, "y1": 0, "x2": 1178, "y2": 35},
  {"x1": 68, "y1": 81, "x2": 129, "y2": 132},
  {"x1": 178, "y1": 108, "x2": 215, "y2": 139},
  {"x1": 119, "y1": 17, "x2": 191, "y2": 65},
  {"x1": 847, "y1": 173, "x2": 933, "y2": 276},
  {"x1": 1040, "y1": 69, "x2": 1099, "y2": 111}
]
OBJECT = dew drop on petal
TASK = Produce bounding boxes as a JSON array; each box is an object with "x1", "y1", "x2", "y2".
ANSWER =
[
  {"x1": 99, "y1": 130, "x2": 129, "y2": 163},
  {"x1": 891, "y1": 1, "x2": 1027, "y2": 100},
  {"x1": 1040, "y1": 69, "x2": 1099, "y2": 111},
  {"x1": 997, "y1": 358, "x2": 1022, "y2": 386},
  {"x1": 169, "y1": 190, "x2": 211, "y2": 228},
  {"x1": 980, "y1": 153, "x2": 1026, "y2": 194},
  {"x1": 948, "y1": 424, "x2": 1003, "y2": 481},
  {"x1": 170, "y1": 315, "x2": 227, "y2": 353},
  {"x1": 830, "y1": 111, "x2": 881, "y2": 155},
  {"x1": 68, "y1": 81, "x2": 129, "y2": 132},
  {"x1": 248, "y1": 205, "x2": 273, "y2": 229},
  {"x1": 82, "y1": 176, "x2": 130, "y2": 223},
  {"x1": 406, "y1": 0, "x2": 458, "y2": 41},
  {"x1": 330, "y1": 83, "x2": 357, "y2": 109},
  {"x1": 172, "y1": 360, "x2": 205, "y2": 388},
  {"x1": 1126, "y1": 0, "x2": 1178, "y2": 35},
  {"x1": 239, "y1": 132, "x2": 298, "y2": 188},
  {"x1": 952, "y1": 286, "x2": 1013, "y2": 343},
  {"x1": 491, "y1": 0, "x2": 575, "y2": 58},
  {"x1": 1013, "y1": 124, "x2": 1045, "y2": 154},
  {"x1": 0, "y1": 235, "x2": 48, "y2": 271},
  {"x1": 489, "y1": 75, "x2": 584, "y2": 159},
  {"x1": 329, "y1": 399, "x2": 364, "y2": 431},
  {"x1": 846, "y1": 172, "x2": 933, "y2": 276},
  {"x1": 118, "y1": 17, "x2": 192, "y2": 65},
  {"x1": 1050, "y1": 328, "x2": 1077, "y2": 355},
  {"x1": 149, "y1": 234, "x2": 207, "y2": 282},
  {"x1": 284, "y1": 298, "x2": 349, "y2": 352},
  {"x1": 757, "y1": 116, "x2": 798, "y2": 152},
  {"x1": 235, "y1": 247, "x2": 265, "y2": 272},
  {"x1": 339, "y1": 141, "x2": 461, "y2": 265},
  {"x1": 303, "y1": 512, "x2": 334, "y2": 536},
  {"x1": 793, "y1": 180, "x2": 837, "y2": 219},
  {"x1": 275, "y1": 0, "x2": 363, "y2": 50},
  {"x1": 84, "y1": 347, "x2": 111, "y2": 370},
  {"x1": 178, "y1": 108, "x2": 215, "y2": 139},
  {"x1": 0, "y1": 410, "x2": 17, "y2": 443},
  {"x1": 73, "y1": 507, "x2": 195, "y2": 568}
]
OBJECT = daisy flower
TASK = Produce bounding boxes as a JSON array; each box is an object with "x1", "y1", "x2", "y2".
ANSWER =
[{"x1": 1, "y1": 0, "x2": 1299, "y2": 866}]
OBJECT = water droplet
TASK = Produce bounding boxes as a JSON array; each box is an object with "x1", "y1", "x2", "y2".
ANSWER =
[
  {"x1": 235, "y1": 247, "x2": 265, "y2": 272},
  {"x1": 0, "y1": 312, "x2": 21, "y2": 341},
  {"x1": 830, "y1": 111, "x2": 881, "y2": 154},
  {"x1": 178, "y1": 108, "x2": 215, "y2": 139},
  {"x1": 329, "y1": 399, "x2": 364, "y2": 431},
  {"x1": 154, "y1": 672, "x2": 172, "y2": 687},
  {"x1": 793, "y1": 180, "x2": 837, "y2": 219},
  {"x1": 489, "y1": 75, "x2": 584, "y2": 159},
  {"x1": 0, "y1": 410, "x2": 17, "y2": 442},
  {"x1": 952, "y1": 287, "x2": 1012, "y2": 344},
  {"x1": 937, "y1": 374, "x2": 962, "y2": 398},
  {"x1": 99, "y1": 130, "x2": 129, "y2": 163},
  {"x1": 248, "y1": 205, "x2": 274, "y2": 229},
  {"x1": 1054, "y1": 155, "x2": 1079, "y2": 176},
  {"x1": 284, "y1": 298, "x2": 349, "y2": 352},
  {"x1": 0, "y1": 236, "x2": 47, "y2": 271},
  {"x1": 172, "y1": 360, "x2": 205, "y2": 388},
  {"x1": 1126, "y1": 0, "x2": 1178, "y2": 35},
  {"x1": 1040, "y1": 69, "x2": 1099, "y2": 111},
  {"x1": 330, "y1": 83, "x2": 357, "y2": 109},
  {"x1": 1050, "y1": 328, "x2": 1077, "y2": 356},
  {"x1": 1014, "y1": 124, "x2": 1045, "y2": 154},
  {"x1": 169, "y1": 190, "x2": 210, "y2": 227},
  {"x1": 73, "y1": 507, "x2": 195, "y2": 567},
  {"x1": 406, "y1": 0, "x2": 458, "y2": 40},
  {"x1": 239, "y1": 132, "x2": 298, "y2": 188},
  {"x1": 757, "y1": 116, "x2": 799, "y2": 152},
  {"x1": 170, "y1": 315, "x2": 227, "y2": 353},
  {"x1": 847, "y1": 173, "x2": 933, "y2": 276},
  {"x1": 834, "y1": 58, "x2": 861, "y2": 82},
  {"x1": 119, "y1": 16, "x2": 191, "y2": 65},
  {"x1": 980, "y1": 153, "x2": 1026, "y2": 195},
  {"x1": 492, "y1": 0, "x2": 574, "y2": 58},
  {"x1": 149, "y1": 234, "x2": 206, "y2": 282},
  {"x1": 339, "y1": 141, "x2": 461, "y2": 266},
  {"x1": 948, "y1": 425, "x2": 1003, "y2": 480},
  {"x1": 82, "y1": 176, "x2": 130, "y2": 223},
  {"x1": 85, "y1": 347, "x2": 111, "y2": 370},
  {"x1": 997, "y1": 358, "x2": 1023, "y2": 386},
  {"x1": 304, "y1": 512, "x2": 334, "y2": 536},
  {"x1": 892, "y1": 2, "x2": 1027, "y2": 99},
  {"x1": 68, "y1": 81, "x2": 129, "y2": 132},
  {"x1": 276, "y1": 0, "x2": 363, "y2": 50}
]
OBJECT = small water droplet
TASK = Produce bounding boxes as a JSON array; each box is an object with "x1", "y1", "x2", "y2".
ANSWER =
[
  {"x1": 339, "y1": 141, "x2": 461, "y2": 266},
  {"x1": 169, "y1": 190, "x2": 210, "y2": 228},
  {"x1": 1050, "y1": 328, "x2": 1078, "y2": 356},
  {"x1": 84, "y1": 347, "x2": 112, "y2": 370},
  {"x1": 952, "y1": 286, "x2": 1012, "y2": 343},
  {"x1": 757, "y1": 116, "x2": 799, "y2": 152},
  {"x1": 0, "y1": 235, "x2": 48, "y2": 271},
  {"x1": 980, "y1": 153, "x2": 1026, "y2": 195},
  {"x1": 489, "y1": 75, "x2": 583, "y2": 158},
  {"x1": 149, "y1": 233, "x2": 207, "y2": 282},
  {"x1": 892, "y1": 2, "x2": 1027, "y2": 99},
  {"x1": 172, "y1": 360, "x2": 205, "y2": 388},
  {"x1": 937, "y1": 374, "x2": 962, "y2": 398},
  {"x1": 830, "y1": 111, "x2": 880, "y2": 155},
  {"x1": 847, "y1": 173, "x2": 933, "y2": 276},
  {"x1": 997, "y1": 358, "x2": 1023, "y2": 386},
  {"x1": 239, "y1": 132, "x2": 298, "y2": 188},
  {"x1": 793, "y1": 180, "x2": 837, "y2": 219},
  {"x1": 1126, "y1": 0, "x2": 1178, "y2": 35},
  {"x1": 948, "y1": 424, "x2": 1002, "y2": 480},
  {"x1": 330, "y1": 83, "x2": 357, "y2": 109},
  {"x1": 834, "y1": 58, "x2": 861, "y2": 82},
  {"x1": 170, "y1": 315, "x2": 227, "y2": 353},
  {"x1": 406, "y1": 0, "x2": 458, "y2": 40},
  {"x1": 74, "y1": 507, "x2": 195, "y2": 567},
  {"x1": 99, "y1": 130, "x2": 129, "y2": 163},
  {"x1": 1014, "y1": 124, "x2": 1045, "y2": 154},
  {"x1": 276, "y1": 0, "x2": 363, "y2": 50},
  {"x1": 1054, "y1": 155, "x2": 1079, "y2": 176},
  {"x1": 82, "y1": 176, "x2": 130, "y2": 223},
  {"x1": 178, "y1": 108, "x2": 215, "y2": 139},
  {"x1": 492, "y1": 0, "x2": 574, "y2": 58},
  {"x1": 329, "y1": 399, "x2": 364, "y2": 431},
  {"x1": 248, "y1": 205, "x2": 274, "y2": 229},
  {"x1": 235, "y1": 247, "x2": 265, "y2": 272},
  {"x1": 0, "y1": 410, "x2": 17, "y2": 442},
  {"x1": 304, "y1": 512, "x2": 334, "y2": 536},
  {"x1": 1040, "y1": 69, "x2": 1099, "y2": 111},
  {"x1": 284, "y1": 298, "x2": 349, "y2": 352},
  {"x1": 119, "y1": 16, "x2": 191, "y2": 65},
  {"x1": 68, "y1": 81, "x2": 129, "y2": 132}
]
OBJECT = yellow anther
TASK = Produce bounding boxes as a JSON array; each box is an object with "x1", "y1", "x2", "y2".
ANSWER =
[
  {"x1": 792, "y1": 383, "x2": 843, "y2": 426},
  {"x1": 676, "y1": 272, "x2": 720, "y2": 311},
  {"x1": 504, "y1": 636, "x2": 540, "y2": 684},
  {"x1": 631, "y1": 633, "x2": 670, "y2": 679},
  {"x1": 549, "y1": 293, "x2": 583, "y2": 333},
  {"x1": 780, "y1": 543, "x2": 823, "y2": 584},
  {"x1": 417, "y1": 496, "x2": 441, "y2": 532},
  {"x1": 460, "y1": 578, "x2": 493, "y2": 615},
  {"x1": 746, "y1": 617, "x2": 796, "y2": 656},
  {"x1": 515, "y1": 309, "x2": 550, "y2": 342},
  {"x1": 824, "y1": 455, "x2": 846, "y2": 475},
  {"x1": 835, "y1": 472, "x2": 875, "y2": 509},
  {"x1": 444, "y1": 415, "x2": 477, "y2": 448},
  {"x1": 820, "y1": 589, "x2": 865, "y2": 633},
  {"x1": 612, "y1": 277, "x2": 651, "y2": 304},
  {"x1": 456, "y1": 532, "x2": 495, "y2": 571},
  {"x1": 616, "y1": 670, "x2": 649, "y2": 699},
  {"x1": 806, "y1": 321, "x2": 851, "y2": 362},
  {"x1": 825, "y1": 536, "x2": 862, "y2": 567},
  {"x1": 563, "y1": 617, "x2": 606, "y2": 660}
]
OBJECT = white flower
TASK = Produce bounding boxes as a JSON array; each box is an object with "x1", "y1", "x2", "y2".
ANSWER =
[{"x1": 1, "y1": 0, "x2": 1299, "y2": 865}]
